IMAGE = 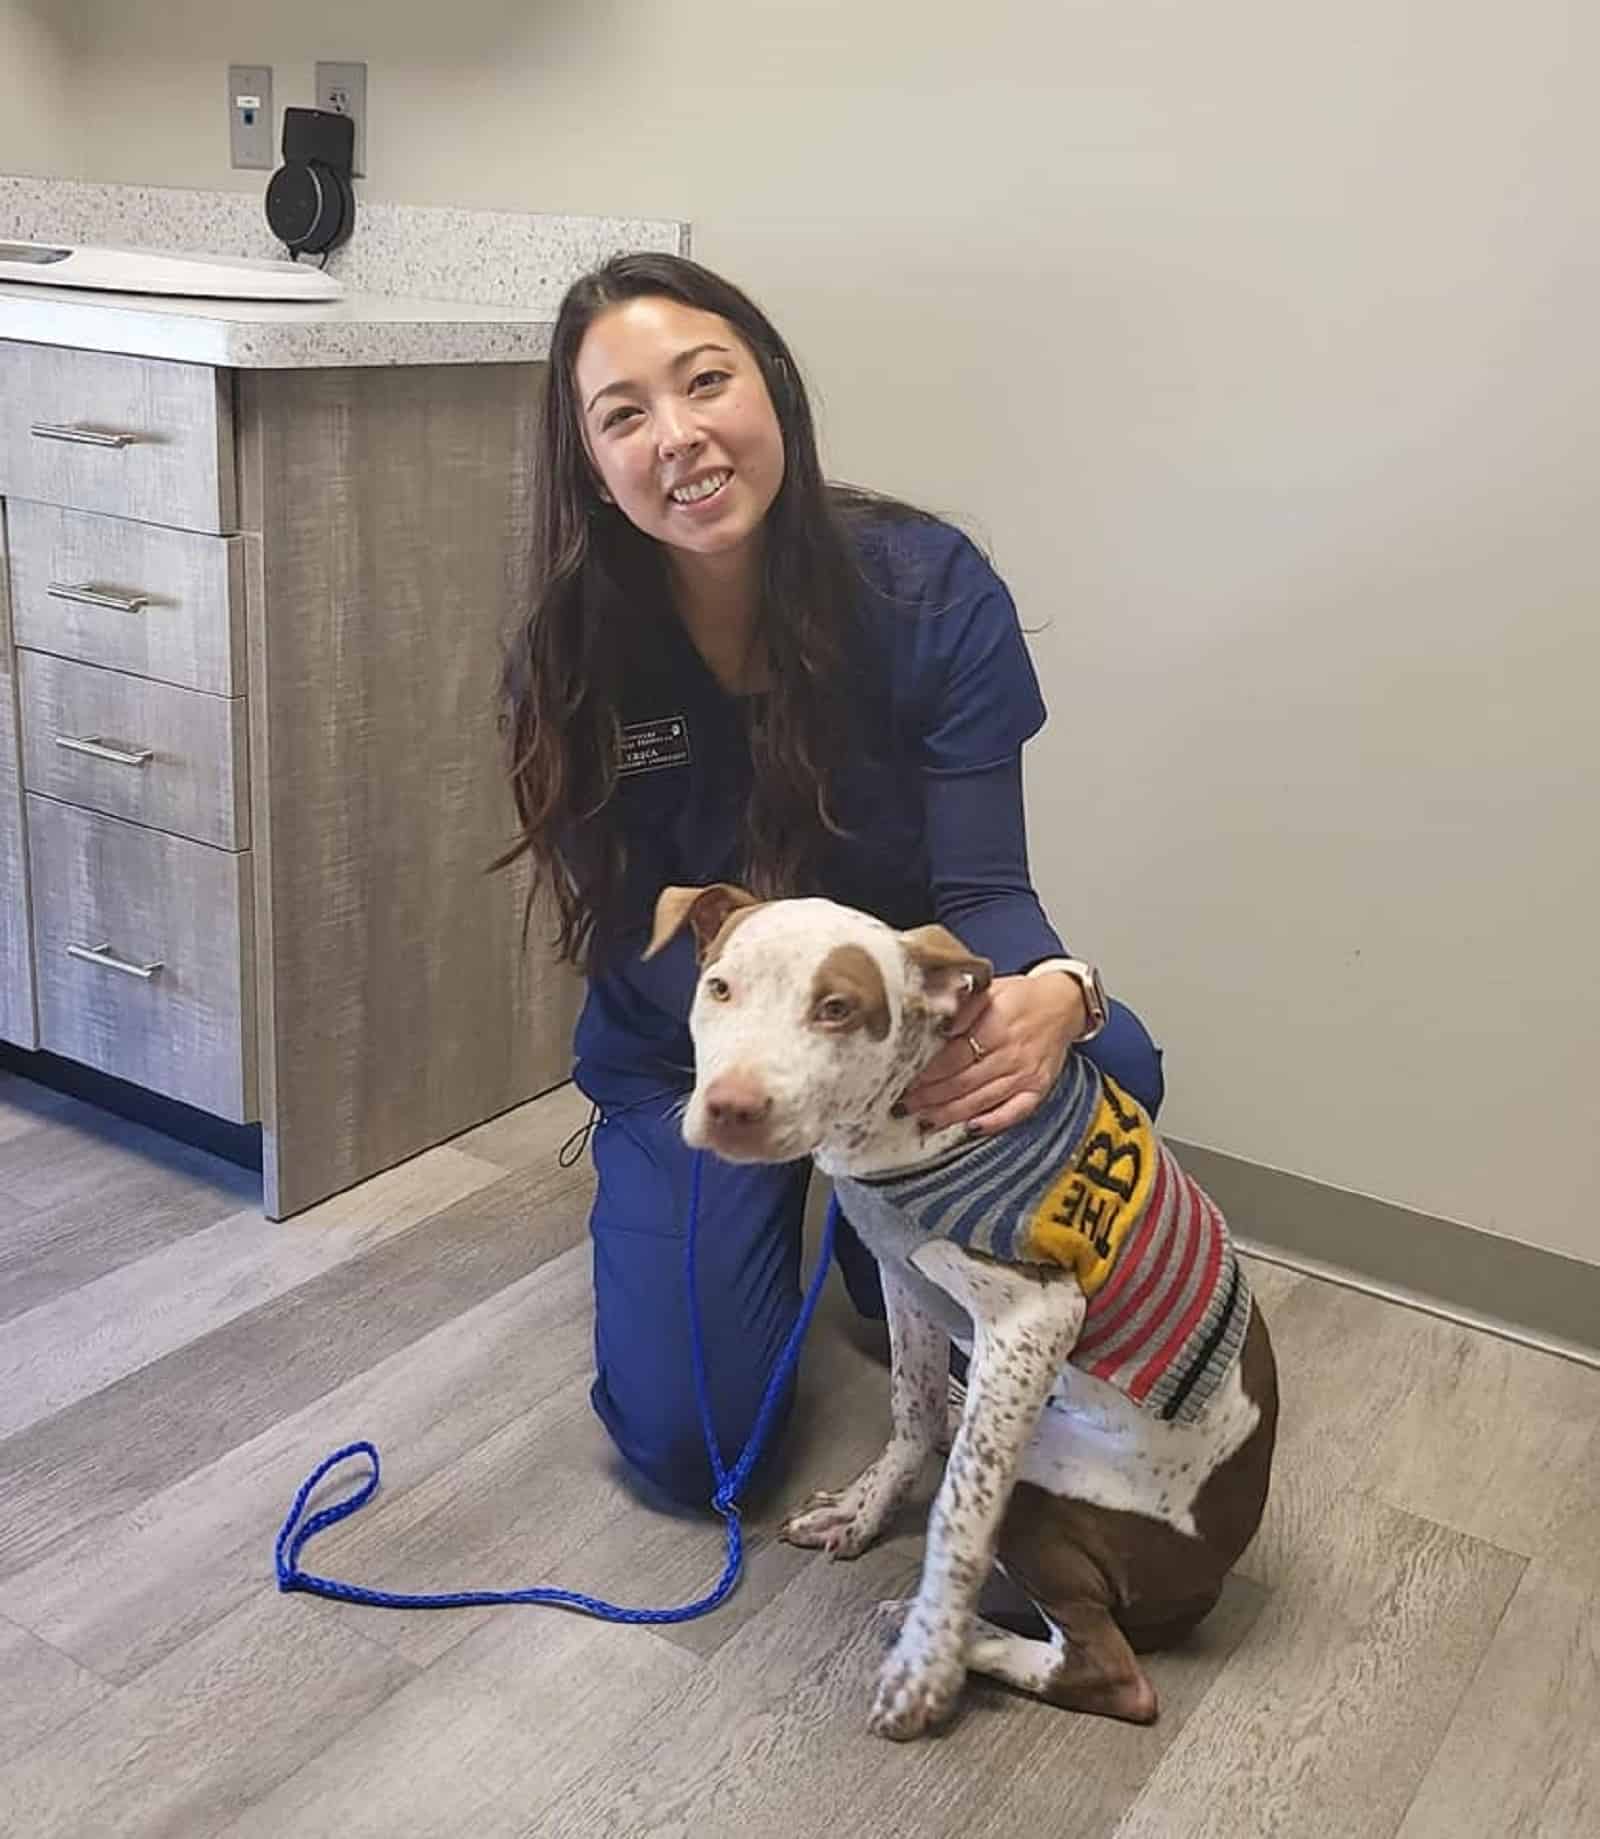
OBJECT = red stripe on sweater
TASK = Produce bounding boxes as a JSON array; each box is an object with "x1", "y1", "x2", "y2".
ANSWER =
[
  {"x1": 1080, "y1": 1179, "x2": 1203, "y2": 1386},
  {"x1": 1127, "y1": 1194, "x2": 1224, "y2": 1403},
  {"x1": 1075, "y1": 1152, "x2": 1172, "y2": 1340},
  {"x1": 1100, "y1": 1176, "x2": 1205, "y2": 1397},
  {"x1": 1078, "y1": 1155, "x2": 1194, "y2": 1361}
]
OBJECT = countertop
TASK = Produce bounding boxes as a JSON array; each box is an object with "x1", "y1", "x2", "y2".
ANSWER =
[
  {"x1": 0, "y1": 174, "x2": 689, "y2": 369},
  {"x1": 0, "y1": 279, "x2": 557, "y2": 369}
]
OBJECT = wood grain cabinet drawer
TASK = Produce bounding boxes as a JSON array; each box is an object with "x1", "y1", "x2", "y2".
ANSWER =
[
  {"x1": 19, "y1": 649, "x2": 249, "y2": 849},
  {"x1": 26, "y1": 795, "x2": 257, "y2": 1122},
  {"x1": 6, "y1": 500, "x2": 244, "y2": 694},
  {"x1": 0, "y1": 341, "x2": 235, "y2": 534}
]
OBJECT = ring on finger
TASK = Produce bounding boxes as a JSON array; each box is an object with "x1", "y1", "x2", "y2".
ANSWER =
[{"x1": 966, "y1": 1033, "x2": 987, "y2": 1065}]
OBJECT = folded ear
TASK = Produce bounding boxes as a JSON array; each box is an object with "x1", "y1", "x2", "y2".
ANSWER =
[
  {"x1": 645, "y1": 883, "x2": 763, "y2": 963},
  {"x1": 898, "y1": 924, "x2": 994, "y2": 1019}
]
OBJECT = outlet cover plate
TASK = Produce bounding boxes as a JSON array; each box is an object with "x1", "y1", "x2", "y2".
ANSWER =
[
  {"x1": 227, "y1": 64, "x2": 274, "y2": 171},
  {"x1": 314, "y1": 61, "x2": 367, "y2": 178}
]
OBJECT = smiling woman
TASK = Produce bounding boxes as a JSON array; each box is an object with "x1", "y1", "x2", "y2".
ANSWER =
[
  {"x1": 495, "y1": 251, "x2": 1165, "y2": 1509},
  {"x1": 575, "y1": 301, "x2": 788, "y2": 690}
]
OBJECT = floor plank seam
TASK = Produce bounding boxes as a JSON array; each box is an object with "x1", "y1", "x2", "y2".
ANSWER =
[
  {"x1": 0, "y1": 1158, "x2": 589, "y2": 1446},
  {"x1": 1353, "y1": 1483, "x2": 1542, "y2": 1569},
  {"x1": 0, "y1": 1603, "x2": 105, "y2": 1678},
  {"x1": 1380, "y1": 1551, "x2": 1533, "y2": 1839}
]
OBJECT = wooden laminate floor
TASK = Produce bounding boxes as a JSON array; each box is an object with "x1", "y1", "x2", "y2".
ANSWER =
[{"x1": 1, "y1": 1069, "x2": 1595, "y2": 1838}]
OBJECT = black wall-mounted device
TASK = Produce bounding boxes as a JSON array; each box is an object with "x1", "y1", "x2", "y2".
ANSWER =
[{"x1": 265, "y1": 107, "x2": 356, "y2": 258}]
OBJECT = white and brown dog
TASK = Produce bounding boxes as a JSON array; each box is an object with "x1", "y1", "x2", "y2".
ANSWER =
[{"x1": 646, "y1": 884, "x2": 1278, "y2": 1742}]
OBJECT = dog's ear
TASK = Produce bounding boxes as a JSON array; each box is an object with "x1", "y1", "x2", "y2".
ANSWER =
[
  {"x1": 644, "y1": 883, "x2": 762, "y2": 963},
  {"x1": 898, "y1": 924, "x2": 994, "y2": 1020}
]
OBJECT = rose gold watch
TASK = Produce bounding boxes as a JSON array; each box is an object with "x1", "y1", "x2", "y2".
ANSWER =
[{"x1": 1027, "y1": 956, "x2": 1109, "y2": 1043}]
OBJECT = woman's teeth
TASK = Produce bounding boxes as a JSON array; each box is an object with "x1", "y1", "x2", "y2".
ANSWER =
[{"x1": 670, "y1": 471, "x2": 730, "y2": 506}]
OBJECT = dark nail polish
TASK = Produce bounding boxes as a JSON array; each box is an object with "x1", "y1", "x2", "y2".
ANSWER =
[{"x1": 889, "y1": 1101, "x2": 907, "y2": 1120}]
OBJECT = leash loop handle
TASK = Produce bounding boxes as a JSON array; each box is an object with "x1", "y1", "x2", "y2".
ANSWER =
[{"x1": 274, "y1": 1152, "x2": 837, "y2": 1625}]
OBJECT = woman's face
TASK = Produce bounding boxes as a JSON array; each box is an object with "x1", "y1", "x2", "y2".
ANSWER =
[{"x1": 574, "y1": 296, "x2": 787, "y2": 568}]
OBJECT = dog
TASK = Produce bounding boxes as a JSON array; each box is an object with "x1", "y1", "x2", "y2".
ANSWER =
[{"x1": 646, "y1": 883, "x2": 1278, "y2": 1742}]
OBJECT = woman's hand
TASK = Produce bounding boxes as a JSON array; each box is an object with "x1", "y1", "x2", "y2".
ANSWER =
[{"x1": 899, "y1": 971, "x2": 1087, "y2": 1137}]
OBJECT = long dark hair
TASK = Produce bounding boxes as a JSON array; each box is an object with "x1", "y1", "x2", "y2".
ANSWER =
[{"x1": 497, "y1": 251, "x2": 939, "y2": 970}]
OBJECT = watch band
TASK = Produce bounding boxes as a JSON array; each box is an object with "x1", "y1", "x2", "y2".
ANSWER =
[{"x1": 1027, "y1": 956, "x2": 1109, "y2": 1043}]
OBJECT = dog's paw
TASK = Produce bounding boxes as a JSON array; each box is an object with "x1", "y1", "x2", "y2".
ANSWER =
[
  {"x1": 779, "y1": 1476, "x2": 887, "y2": 1559},
  {"x1": 867, "y1": 1622, "x2": 966, "y2": 1741}
]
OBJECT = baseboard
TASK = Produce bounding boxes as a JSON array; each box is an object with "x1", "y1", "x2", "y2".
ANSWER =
[
  {"x1": 1170, "y1": 1138, "x2": 1600, "y2": 1371},
  {"x1": 0, "y1": 1042, "x2": 264, "y2": 1172}
]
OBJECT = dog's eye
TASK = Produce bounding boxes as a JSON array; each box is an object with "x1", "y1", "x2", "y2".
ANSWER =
[
  {"x1": 704, "y1": 976, "x2": 732, "y2": 1002},
  {"x1": 815, "y1": 994, "x2": 855, "y2": 1026}
]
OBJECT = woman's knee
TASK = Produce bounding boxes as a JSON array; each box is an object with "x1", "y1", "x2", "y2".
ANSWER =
[
  {"x1": 586, "y1": 1103, "x2": 810, "y2": 1505},
  {"x1": 1082, "y1": 999, "x2": 1165, "y2": 1120},
  {"x1": 590, "y1": 1369, "x2": 797, "y2": 1509}
]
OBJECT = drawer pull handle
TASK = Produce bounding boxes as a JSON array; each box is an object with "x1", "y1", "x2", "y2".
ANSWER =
[
  {"x1": 53, "y1": 733, "x2": 155, "y2": 768},
  {"x1": 30, "y1": 421, "x2": 137, "y2": 449},
  {"x1": 66, "y1": 941, "x2": 164, "y2": 980},
  {"x1": 47, "y1": 580, "x2": 149, "y2": 615}
]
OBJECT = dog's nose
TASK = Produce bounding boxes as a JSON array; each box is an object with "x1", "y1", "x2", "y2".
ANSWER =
[{"x1": 703, "y1": 1075, "x2": 774, "y2": 1131}]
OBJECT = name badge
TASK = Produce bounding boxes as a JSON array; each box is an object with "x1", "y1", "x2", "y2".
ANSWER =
[{"x1": 617, "y1": 716, "x2": 692, "y2": 776}]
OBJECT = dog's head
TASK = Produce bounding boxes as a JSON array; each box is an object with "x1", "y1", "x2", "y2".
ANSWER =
[{"x1": 645, "y1": 883, "x2": 992, "y2": 1165}]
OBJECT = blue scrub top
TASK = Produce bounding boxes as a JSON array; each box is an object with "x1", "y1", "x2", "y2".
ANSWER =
[{"x1": 572, "y1": 512, "x2": 1067, "y2": 1104}]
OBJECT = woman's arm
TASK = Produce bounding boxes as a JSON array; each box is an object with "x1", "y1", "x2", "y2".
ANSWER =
[
  {"x1": 906, "y1": 759, "x2": 1089, "y2": 1134},
  {"x1": 922, "y1": 752, "x2": 1064, "y2": 974}
]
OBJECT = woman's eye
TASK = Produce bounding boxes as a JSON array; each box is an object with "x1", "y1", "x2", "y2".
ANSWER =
[
  {"x1": 599, "y1": 374, "x2": 723, "y2": 433},
  {"x1": 705, "y1": 976, "x2": 731, "y2": 1002}
]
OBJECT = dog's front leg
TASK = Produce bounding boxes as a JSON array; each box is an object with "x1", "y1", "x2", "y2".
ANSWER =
[
  {"x1": 780, "y1": 1260, "x2": 946, "y2": 1559},
  {"x1": 869, "y1": 1244, "x2": 1086, "y2": 1741}
]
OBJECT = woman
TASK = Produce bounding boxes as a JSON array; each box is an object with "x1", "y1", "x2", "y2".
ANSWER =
[{"x1": 500, "y1": 253, "x2": 1163, "y2": 1508}]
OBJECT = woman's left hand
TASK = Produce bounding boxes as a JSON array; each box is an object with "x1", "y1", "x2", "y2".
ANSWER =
[{"x1": 899, "y1": 971, "x2": 1087, "y2": 1137}]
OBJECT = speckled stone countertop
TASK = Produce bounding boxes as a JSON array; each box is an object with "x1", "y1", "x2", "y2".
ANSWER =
[
  {"x1": 0, "y1": 279, "x2": 565, "y2": 368},
  {"x1": 0, "y1": 176, "x2": 688, "y2": 368}
]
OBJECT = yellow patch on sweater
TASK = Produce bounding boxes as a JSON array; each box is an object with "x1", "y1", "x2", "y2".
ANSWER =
[{"x1": 1021, "y1": 1073, "x2": 1158, "y2": 1294}]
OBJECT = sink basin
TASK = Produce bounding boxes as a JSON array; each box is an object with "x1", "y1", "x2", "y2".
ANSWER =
[{"x1": 0, "y1": 239, "x2": 344, "y2": 302}]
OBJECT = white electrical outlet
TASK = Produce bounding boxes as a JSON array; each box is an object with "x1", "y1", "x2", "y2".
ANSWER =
[{"x1": 315, "y1": 61, "x2": 367, "y2": 178}]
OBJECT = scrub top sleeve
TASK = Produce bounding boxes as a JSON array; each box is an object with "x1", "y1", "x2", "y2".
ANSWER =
[
  {"x1": 916, "y1": 538, "x2": 1048, "y2": 775},
  {"x1": 923, "y1": 753, "x2": 1066, "y2": 975},
  {"x1": 624, "y1": 923, "x2": 698, "y2": 1018},
  {"x1": 910, "y1": 536, "x2": 1062, "y2": 971}
]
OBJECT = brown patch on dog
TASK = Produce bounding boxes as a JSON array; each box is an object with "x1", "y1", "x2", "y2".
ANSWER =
[
  {"x1": 644, "y1": 883, "x2": 763, "y2": 964},
  {"x1": 898, "y1": 925, "x2": 994, "y2": 1000},
  {"x1": 702, "y1": 904, "x2": 768, "y2": 968},
  {"x1": 995, "y1": 1300, "x2": 1278, "y2": 1657},
  {"x1": 810, "y1": 945, "x2": 891, "y2": 1041},
  {"x1": 1189, "y1": 1299, "x2": 1279, "y2": 1566}
]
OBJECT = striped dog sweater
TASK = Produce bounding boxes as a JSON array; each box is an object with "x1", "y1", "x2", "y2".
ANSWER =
[{"x1": 834, "y1": 1053, "x2": 1251, "y2": 1424}]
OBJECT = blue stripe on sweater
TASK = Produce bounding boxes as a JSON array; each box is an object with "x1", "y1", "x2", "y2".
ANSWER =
[{"x1": 865, "y1": 1055, "x2": 1102, "y2": 1256}]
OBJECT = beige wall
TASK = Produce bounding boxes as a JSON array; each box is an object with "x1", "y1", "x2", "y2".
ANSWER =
[
  {"x1": 0, "y1": 2, "x2": 80, "y2": 177},
  {"x1": 12, "y1": 2, "x2": 1599, "y2": 1265}
]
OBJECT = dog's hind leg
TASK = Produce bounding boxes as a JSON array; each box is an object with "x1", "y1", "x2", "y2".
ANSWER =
[
  {"x1": 970, "y1": 1598, "x2": 1158, "y2": 1724},
  {"x1": 872, "y1": 1593, "x2": 1157, "y2": 1724}
]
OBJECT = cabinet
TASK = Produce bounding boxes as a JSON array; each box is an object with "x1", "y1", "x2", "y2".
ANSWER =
[{"x1": 0, "y1": 338, "x2": 580, "y2": 1216}]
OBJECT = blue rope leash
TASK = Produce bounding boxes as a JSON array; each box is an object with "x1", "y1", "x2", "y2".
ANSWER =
[{"x1": 274, "y1": 1152, "x2": 839, "y2": 1625}]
